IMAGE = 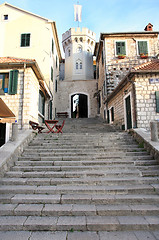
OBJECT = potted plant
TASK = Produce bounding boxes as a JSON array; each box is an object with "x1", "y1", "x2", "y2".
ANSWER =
[
  {"x1": 118, "y1": 54, "x2": 125, "y2": 59},
  {"x1": 140, "y1": 53, "x2": 148, "y2": 59}
]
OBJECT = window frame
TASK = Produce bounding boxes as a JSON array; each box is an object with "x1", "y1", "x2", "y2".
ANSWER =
[
  {"x1": 137, "y1": 40, "x2": 149, "y2": 56},
  {"x1": 115, "y1": 40, "x2": 126, "y2": 56},
  {"x1": 20, "y1": 33, "x2": 31, "y2": 47}
]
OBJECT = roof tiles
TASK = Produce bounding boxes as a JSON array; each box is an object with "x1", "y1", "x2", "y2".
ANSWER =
[
  {"x1": 0, "y1": 57, "x2": 36, "y2": 64},
  {"x1": 133, "y1": 59, "x2": 159, "y2": 71}
]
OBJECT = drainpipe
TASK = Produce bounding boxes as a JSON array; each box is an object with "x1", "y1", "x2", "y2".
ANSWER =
[{"x1": 19, "y1": 63, "x2": 26, "y2": 130}]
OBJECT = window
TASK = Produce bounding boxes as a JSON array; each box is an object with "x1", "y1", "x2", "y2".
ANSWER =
[
  {"x1": 111, "y1": 107, "x2": 114, "y2": 121},
  {"x1": 38, "y1": 90, "x2": 45, "y2": 116},
  {"x1": 77, "y1": 46, "x2": 82, "y2": 53},
  {"x1": 76, "y1": 62, "x2": 78, "y2": 69},
  {"x1": 51, "y1": 67, "x2": 53, "y2": 81},
  {"x1": 52, "y1": 39, "x2": 54, "y2": 54},
  {"x1": 0, "y1": 70, "x2": 18, "y2": 95},
  {"x1": 138, "y1": 41, "x2": 148, "y2": 55},
  {"x1": 3, "y1": 15, "x2": 8, "y2": 20},
  {"x1": 155, "y1": 91, "x2": 159, "y2": 113},
  {"x1": 80, "y1": 62, "x2": 82, "y2": 69},
  {"x1": 68, "y1": 49, "x2": 71, "y2": 57},
  {"x1": 21, "y1": 33, "x2": 30, "y2": 47},
  {"x1": 116, "y1": 41, "x2": 126, "y2": 55},
  {"x1": 56, "y1": 56, "x2": 58, "y2": 69},
  {"x1": 55, "y1": 80, "x2": 57, "y2": 92}
]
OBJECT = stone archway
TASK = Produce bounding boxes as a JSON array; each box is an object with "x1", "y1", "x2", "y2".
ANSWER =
[{"x1": 71, "y1": 93, "x2": 88, "y2": 118}]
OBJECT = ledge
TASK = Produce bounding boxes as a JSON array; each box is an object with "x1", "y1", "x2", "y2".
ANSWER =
[
  {"x1": 130, "y1": 128, "x2": 159, "y2": 163},
  {"x1": 0, "y1": 129, "x2": 35, "y2": 176}
]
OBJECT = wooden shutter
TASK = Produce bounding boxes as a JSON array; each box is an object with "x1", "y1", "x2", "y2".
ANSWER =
[
  {"x1": 116, "y1": 42, "x2": 126, "y2": 55},
  {"x1": 138, "y1": 41, "x2": 148, "y2": 55},
  {"x1": 51, "y1": 67, "x2": 53, "y2": 81},
  {"x1": 156, "y1": 91, "x2": 159, "y2": 113},
  {"x1": 8, "y1": 70, "x2": 19, "y2": 95}
]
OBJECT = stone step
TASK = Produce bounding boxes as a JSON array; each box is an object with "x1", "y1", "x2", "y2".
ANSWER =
[
  {"x1": 1, "y1": 176, "x2": 159, "y2": 186},
  {"x1": 0, "y1": 230, "x2": 158, "y2": 240},
  {"x1": 0, "y1": 215, "x2": 159, "y2": 231},
  {"x1": 11, "y1": 165, "x2": 139, "y2": 172},
  {"x1": 0, "y1": 184, "x2": 155, "y2": 195},
  {"x1": 1, "y1": 193, "x2": 159, "y2": 205},
  {"x1": 16, "y1": 160, "x2": 136, "y2": 166},
  {"x1": 4, "y1": 169, "x2": 142, "y2": 178},
  {"x1": 0, "y1": 203, "x2": 159, "y2": 217}
]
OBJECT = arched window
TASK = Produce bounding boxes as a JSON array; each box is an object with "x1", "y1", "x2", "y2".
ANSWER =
[
  {"x1": 80, "y1": 62, "x2": 82, "y2": 69},
  {"x1": 76, "y1": 62, "x2": 78, "y2": 69},
  {"x1": 77, "y1": 46, "x2": 82, "y2": 53},
  {"x1": 68, "y1": 49, "x2": 71, "y2": 57}
]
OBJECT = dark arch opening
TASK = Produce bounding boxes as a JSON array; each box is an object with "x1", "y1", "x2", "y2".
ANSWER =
[{"x1": 71, "y1": 93, "x2": 88, "y2": 118}]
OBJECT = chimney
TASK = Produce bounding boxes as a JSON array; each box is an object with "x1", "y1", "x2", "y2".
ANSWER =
[{"x1": 144, "y1": 23, "x2": 153, "y2": 31}]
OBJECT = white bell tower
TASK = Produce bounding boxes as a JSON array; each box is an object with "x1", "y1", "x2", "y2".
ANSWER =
[{"x1": 62, "y1": 27, "x2": 96, "y2": 81}]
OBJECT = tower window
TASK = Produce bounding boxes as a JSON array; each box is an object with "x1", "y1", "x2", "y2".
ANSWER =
[
  {"x1": 76, "y1": 62, "x2": 78, "y2": 69},
  {"x1": 80, "y1": 62, "x2": 82, "y2": 69}
]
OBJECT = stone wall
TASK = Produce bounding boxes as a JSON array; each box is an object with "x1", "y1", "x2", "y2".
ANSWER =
[
  {"x1": 107, "y1": 81, "x2": 134, "y2": 129},
  {"x1": 57, "y1": 79, "x2": 97, "y2": 118},
  {"x1": 135, "y1": 73, "x2": 159, "y2": 129}
]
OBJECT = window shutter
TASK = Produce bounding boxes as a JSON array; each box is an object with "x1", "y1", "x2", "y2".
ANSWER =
[
  {"x1": 138, "y1": 41, "x2": 148, "y2": 55},
  {"x1": 51, "y1": 67, "x2": 53, "y2": 81},
  {"x1": 156, "y1": 91, "x2": 159, "y2": 113},
  {"x1": 8, "y1": 70, "x2": 19, "y2": 95},
  {"x1": 116, "y1": 42, "x2": 126, "y2": 55}
]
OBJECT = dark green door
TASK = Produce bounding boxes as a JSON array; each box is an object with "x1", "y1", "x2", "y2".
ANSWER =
[
  {"x1": 0, "y1": 123, "x2": 6, "y2": 147},
  {"x1": 125, "y1": 95, "x2": 132, "y2": 129}
]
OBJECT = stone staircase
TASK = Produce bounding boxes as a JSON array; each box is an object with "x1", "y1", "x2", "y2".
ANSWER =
[{"x1": 0, "y1": 118, "x2": 159, "y2": 239}]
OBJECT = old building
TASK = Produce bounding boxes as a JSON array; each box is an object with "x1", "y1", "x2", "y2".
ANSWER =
[
  {"x1": 0, "y1": 57, "x2": 50, "y2": 146},
  {"x1": 95, "y1": 24, "x2": 159, "y2": 120},
  {"x1": 57, "y1": 27, "x2": 97, "y2": 118},
  {"x1": 106, "y1": 60, "x2": 159, "y2": 130},
  {"x1": 0, "y1": 2, "x2": 62, "y2": 121}
]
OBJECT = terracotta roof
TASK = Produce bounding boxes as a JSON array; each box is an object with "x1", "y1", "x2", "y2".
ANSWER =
[
  {"x1": 0, "y1": 57, "x2": 36, "y2": 64},
  {"x1": 132, "y1": 59, "x2": 159, "y2": 71}
]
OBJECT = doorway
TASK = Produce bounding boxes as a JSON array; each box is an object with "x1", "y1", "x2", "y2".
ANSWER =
[
  {"x1": 71, "y1": 94, "x2": 88, "y2": 118},
  {"x1": 125, "y1": 95, "x2": 132, "y2": 129},
  {"x1": 0, "y1": 123, "x2": 6, "y2": 147}
]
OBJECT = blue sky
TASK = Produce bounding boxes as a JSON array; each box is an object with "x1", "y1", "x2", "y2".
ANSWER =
[{"x1": 2, "y1": 0, "x2": 159, "y2": 55}]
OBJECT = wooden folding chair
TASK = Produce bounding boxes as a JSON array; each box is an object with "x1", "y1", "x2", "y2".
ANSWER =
[
  {"x1": 55, "y1": 120, "x2": 65, "y2": 133},
  {"x1": 29, "y1": 121, "x2": 45, "y2": 133}
]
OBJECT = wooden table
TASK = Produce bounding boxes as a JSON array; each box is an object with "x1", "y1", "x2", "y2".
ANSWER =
[{"x1": 44, "y1": 120, "x2": 58, "y2": 133}]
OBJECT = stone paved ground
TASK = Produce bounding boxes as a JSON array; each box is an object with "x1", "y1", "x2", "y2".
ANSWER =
[{"x1": 0, "y1": 118, "x2": 159, "y2": 239}]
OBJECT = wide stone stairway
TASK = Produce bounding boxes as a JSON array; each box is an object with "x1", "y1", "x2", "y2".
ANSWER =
[{"x1": 0, "y1": 118, "x2": 159, "y2": 239}]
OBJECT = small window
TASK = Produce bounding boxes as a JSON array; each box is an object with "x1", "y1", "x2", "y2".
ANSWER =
[
  {"x1": 111, "y1": 107, "x2": 114, "y2": 121},
  {"x1": 68, "y1": 49, "x2": 71, "y2": 57},
  {"x1": 77, "y1": 46, "x2": 82, "y2": 53},
  {"x1": 116, "y1": 41, "x2": 126, "y2": 55},
  {"x1": 52, "y1": 39, "x2": 54, "y2": 54},
  {"x1": 56, "y1": 56, "x2": 58, "y2": 69},
  {"x1": 155, "y1": 91, "x2": 159, "y2": 113},
  {"x1": 76, "y1": 62, "x2": 78, "y2": 69},
  {"x1": 3, "y1": 15, "x2": 8, "y2": 20},
  {"x1": 21, "y1": 33, "x2": 30, "y2": 47},
  {"x1": 51, "y1": 67, "x2": 53, "y2": 81},
  {"x1": 0, "y1": 71, "x2": 18, "y2": 95},
  {"x1": 138, "y1": 41, "x2": 148, "y2": 55},
  {"x1": 80, "y1": 62, "x2": 82, "y2": 69},
  {"x1": 55, "y1": 80, "x2": 57, "y2": 92}
]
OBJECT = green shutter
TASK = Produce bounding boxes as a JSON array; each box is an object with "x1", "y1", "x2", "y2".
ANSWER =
[
  {"x1": 51, "y1": 67, "x2": 53, "y2": 81},
  {"x1": 8, "y1": 70, "x2": 19, "y2": 95},
  {"x1": 116, "y1": 42, "x2": 126, "y2": 55},
  {"x1": 156, "y1": 91, "x2": 159, "y2": 113},
  {"x1": 52, "y1": 39, "x2": 54, "y2": 54},
  {"x1": 138, "y1": 41, "x2": 148, "y2": 55}
]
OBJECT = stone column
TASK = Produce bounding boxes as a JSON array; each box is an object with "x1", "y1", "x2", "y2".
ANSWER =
[
  {"x1": 11, "y1": 122, "x2": 18, "y2": 141},
  {"x1": 150, "y1": 121, "x2": 158, "y2": 141}
]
